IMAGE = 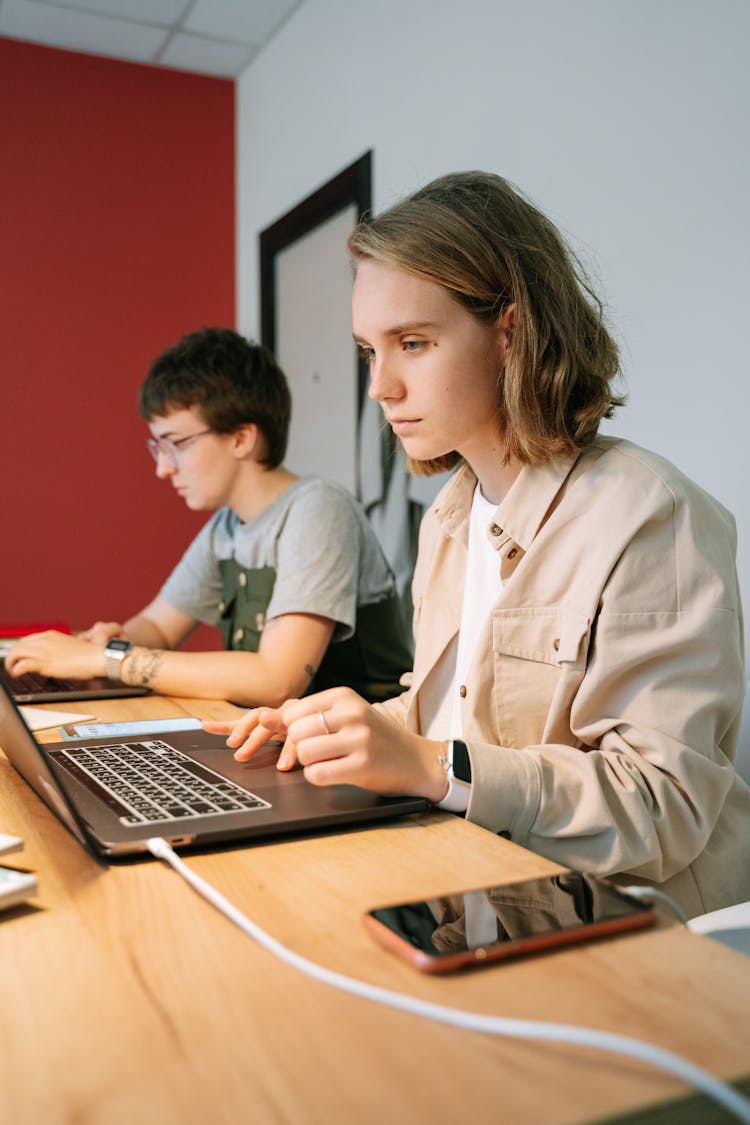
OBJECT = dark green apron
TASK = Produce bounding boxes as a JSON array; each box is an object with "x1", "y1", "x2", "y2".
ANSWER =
[{"x1": 217, "y1": 557, "x2": 409, "y2": 703}]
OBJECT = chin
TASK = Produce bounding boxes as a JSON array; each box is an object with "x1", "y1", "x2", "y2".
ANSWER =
[
  {"x1": 399, "y1": 437, "x2": 450, "y2": 462},
  {"x1": 182, "y1": 494, "x2": 207, "y2": 511}
]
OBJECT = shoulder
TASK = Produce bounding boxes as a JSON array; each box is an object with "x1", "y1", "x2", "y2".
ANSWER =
[
  {"x1": 285, "y1": 477, "x2": 368, "y2": 527},
  {"x1": 579, "y1": 437, "x2": 738, "y2": 595},
  {"x1": 292, "y1": 476, "x2": 359, "y2": 505},
  {"x1": 581, "y1": 437, "x2": 734, "y2": 525}
]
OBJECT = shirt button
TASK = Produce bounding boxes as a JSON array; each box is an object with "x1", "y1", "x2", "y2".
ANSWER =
[
  {"x1": 459, "y1": 684, "x2": 467, "y2": 699},
  {"x1": 507, "y1": 547, "x2": 518, "y2": 559},
  {"x1": 553, "y1": 638, "x2": 560, "y2": 652},
  {"x1": 238, "y1": 572, "x2": 247, "y2": 587},
  {"x1": 218, "y1": 600, "x2": 226, "y2": 614},
  {"x1": 233, "y1": 627, "x2": 244, "y2": 644},
  {"x1": 490, "y1": 524, "x2": 503, "y2": 536}
]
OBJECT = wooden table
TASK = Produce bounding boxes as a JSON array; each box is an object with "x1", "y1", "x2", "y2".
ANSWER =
[{"x1": 1, "y1": 694, "x2": 749, "y2": 1124}]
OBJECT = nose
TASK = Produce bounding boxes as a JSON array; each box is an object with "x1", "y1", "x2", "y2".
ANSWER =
[
  {"x1": 154, "y1": 450, "x2": 177, "y2": 479},
  {"x1": 367, "y1": 353, "x2": 403, "y2": 404}
]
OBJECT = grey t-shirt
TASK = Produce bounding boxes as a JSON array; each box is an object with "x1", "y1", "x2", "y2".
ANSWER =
[{"x1": 160, "y1": 477, "x2": 398, "y2": 643}]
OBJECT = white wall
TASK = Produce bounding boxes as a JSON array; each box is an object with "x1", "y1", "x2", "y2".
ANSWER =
[{"x1": 237, "y1": 0, "x2": 750, "y2": 653}]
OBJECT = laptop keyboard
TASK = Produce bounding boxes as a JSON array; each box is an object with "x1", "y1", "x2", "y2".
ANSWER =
[
  {"x1": 50, "y1": 739, "x2": 270, "y2": 826},
  {"x1": 4, "y1": 670, "x2": 83, "y2": 693}
]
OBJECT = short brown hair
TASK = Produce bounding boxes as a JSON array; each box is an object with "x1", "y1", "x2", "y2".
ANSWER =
[
  {"x1": 348, "y1": 172, "x2": 624, "y2": 473},
  {"x1": 139, "y1": 327, "x2": 291, "y2": 469}
]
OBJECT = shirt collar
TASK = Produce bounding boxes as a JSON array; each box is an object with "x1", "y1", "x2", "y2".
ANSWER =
[{"x1": 432, "y1": 452, "x2": 581, "y2": 551}]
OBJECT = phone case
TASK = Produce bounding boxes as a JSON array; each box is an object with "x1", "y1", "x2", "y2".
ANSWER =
[{"x1": 364, "y1": 878, "x2": 657, "y2": 973}]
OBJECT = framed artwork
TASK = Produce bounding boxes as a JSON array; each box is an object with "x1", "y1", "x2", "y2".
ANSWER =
[{"x1": 260, "y1": 151, "x2": 372, "y2": 495}]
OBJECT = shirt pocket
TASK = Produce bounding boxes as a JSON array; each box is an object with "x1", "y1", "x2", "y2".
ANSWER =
[{"x1": 490, "y1": 608, "x2": 591, "y2": 749}]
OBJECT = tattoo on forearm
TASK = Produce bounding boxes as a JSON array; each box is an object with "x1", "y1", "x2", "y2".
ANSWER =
[
  {"x1": 304, "y1": 664, "x2": 316, "y2": 686},
  {"x1": 125, "y1": 648, "x2": 166, "y2": 688}
]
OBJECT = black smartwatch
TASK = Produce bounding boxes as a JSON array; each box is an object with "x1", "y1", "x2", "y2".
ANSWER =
[
  {"x1": 104, "y1": 637, "x2": 132, "y2": 681},
  {"x1": 450, "y1": 739, "x2": 472, "y2": 782},
  {"x1": 436, "y1": 739, "x2": 472, "y2": 813}
]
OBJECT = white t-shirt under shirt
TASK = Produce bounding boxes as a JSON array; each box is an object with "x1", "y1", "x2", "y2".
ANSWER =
[
  {"x1": 438, "y1": 484, "x2": 503, "y2": 812},
  {"x1": 449, "y1": 485, "x2": 505, "y2": 738}
]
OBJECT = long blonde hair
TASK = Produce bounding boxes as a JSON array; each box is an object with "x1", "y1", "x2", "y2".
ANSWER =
[{"x1": 349, "y1": 172, "x2": 624, "y2": 473}]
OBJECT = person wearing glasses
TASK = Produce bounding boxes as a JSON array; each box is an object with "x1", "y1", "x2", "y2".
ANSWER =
[{"x1": 5, "y1": 328, "x2": 412, "y2": 706}]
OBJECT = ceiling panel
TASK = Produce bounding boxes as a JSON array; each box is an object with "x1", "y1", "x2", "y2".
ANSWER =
[
  {"x1": 161, "y1": 30, "x2": 256, "y2": 78},
  {"x1": 0, "y1": 0, "x2": 304, "y2": 76},
  {"x1": 184, "y1": 0, "x2": 300, "y2": 46},
  {"x1": 0, "y1": 0, "x2": 168, "y2": 61},
  {"x1": 48, "y1": 0, "x2": 190, "y2": 21}
]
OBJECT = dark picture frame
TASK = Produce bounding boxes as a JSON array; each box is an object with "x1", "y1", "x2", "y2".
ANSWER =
[{"x1": 259, "y1": 151, "x2": 372, "y2": 445}]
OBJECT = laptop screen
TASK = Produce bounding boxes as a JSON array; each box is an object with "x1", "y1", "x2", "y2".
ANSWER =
[{"x1": 0, "y1": 680, "x2": 98, "y2": 854}]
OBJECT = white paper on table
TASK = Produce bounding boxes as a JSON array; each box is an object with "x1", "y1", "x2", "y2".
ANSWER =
[{"x1": 17, "y1": 707, "x2": 96, "y2": 732}]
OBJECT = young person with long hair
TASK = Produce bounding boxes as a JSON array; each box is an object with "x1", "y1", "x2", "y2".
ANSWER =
[{"x1": 214, "y1": 173, "x2": 746, "y2": 917}]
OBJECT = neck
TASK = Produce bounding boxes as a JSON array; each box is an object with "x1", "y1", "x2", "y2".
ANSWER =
[
  {"x1": 230, "y1": 465, "x2": 298, "y2": 522},
  {"x1": 464, "y1": 439, "x2": 522, "y2": 507}
]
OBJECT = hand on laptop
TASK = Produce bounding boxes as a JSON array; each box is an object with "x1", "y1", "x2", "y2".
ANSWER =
[
  {"x1": 203, "y1": 709, "x2": 299, "y2": 769},
  {"x1": 4, "y1": 630, "x2": 106, "y2": 680},
  {"x1": 204, "y1": 688, "x2": 449, "y2": 801}
]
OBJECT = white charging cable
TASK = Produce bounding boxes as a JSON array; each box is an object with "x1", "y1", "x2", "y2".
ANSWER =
[{"x1": 147, "y1": 837, "x2": 750, "y2": 1123}]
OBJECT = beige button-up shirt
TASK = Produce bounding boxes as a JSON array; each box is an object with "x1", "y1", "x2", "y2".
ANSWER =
[{"x1": 378, "y1": 437, "x2": 748, "y2": 918}]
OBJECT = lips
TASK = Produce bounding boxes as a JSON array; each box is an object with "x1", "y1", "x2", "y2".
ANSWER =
[{"x1": 387, "y1": 417, "x2": 420, "y2": 434}]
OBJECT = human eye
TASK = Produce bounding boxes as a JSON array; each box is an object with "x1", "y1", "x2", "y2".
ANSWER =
[
  {"x1": 402, "y1": 339, "x2": 428, "y2": 353},
  {"x1": 356, "y1": 344, "x2": 375, "y2": 363}
]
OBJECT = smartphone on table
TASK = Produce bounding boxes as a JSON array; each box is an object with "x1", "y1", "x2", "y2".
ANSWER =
[
  {"x1": 364, "y1": 871, "x2": 656, "y2": 973},
  {"x1": 60, "y1": 717, "x2": 201, "y2": 740}
]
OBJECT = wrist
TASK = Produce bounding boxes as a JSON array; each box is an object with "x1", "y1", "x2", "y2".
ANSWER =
[
  {"x1": 419, "y1": 739, "x2": 452, "y2": 803},
  {"x1": 119, "y1": 649, "x2": 137, "y2": 685},
  {"x1": 95, "y1": 646, "x2": 108, "y2": 677},
  {"x1": 436, "y1": 739, "x2": 472, "y2": 812}
]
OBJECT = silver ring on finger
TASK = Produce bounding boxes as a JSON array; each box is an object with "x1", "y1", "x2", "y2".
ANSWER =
[{"x1": 317, "y1": 710, "x2": 331, "y2": 736}]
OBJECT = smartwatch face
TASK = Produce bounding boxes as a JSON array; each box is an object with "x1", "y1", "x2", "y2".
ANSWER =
[
  {"x1": 106, "y1": 639, "x2": 130, "y2": 654},
  {"x1": 452, "y1": 740, "x2": 471, "y2": 783}
]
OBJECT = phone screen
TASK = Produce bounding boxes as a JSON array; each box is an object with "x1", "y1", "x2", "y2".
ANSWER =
[
  {"x1": 60, "y1": 717, "x2": 202, "y2": 740},
  {"x1": 365, "y1": 871, "x2": 656, "y2": 972}
]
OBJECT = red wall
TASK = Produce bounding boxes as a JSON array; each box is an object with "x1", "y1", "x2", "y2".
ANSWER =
[{"x1": 0, "y1": 38, "x2": 234, "y2": 644}]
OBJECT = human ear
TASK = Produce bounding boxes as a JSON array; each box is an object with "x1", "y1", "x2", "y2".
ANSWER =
[
  {"x1": 232, "y1": 423, "x2": 259, "y2": 458},
  {"x1": 498, "y1": 303, "x2": 516, "y2": 347}
]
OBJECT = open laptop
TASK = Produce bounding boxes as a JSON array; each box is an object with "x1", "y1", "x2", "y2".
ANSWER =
[
  {"x1": 0, "y1": 679, "x2": 427, "y2": 860},
  {"x1": 0, "y1": 658, "x2": 150, "y2": 704}
]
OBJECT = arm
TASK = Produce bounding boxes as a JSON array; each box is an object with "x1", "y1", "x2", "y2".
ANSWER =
[
  {"x1": 5, "y1": 611, "x2": 337, "y2": 707},
  {"x1": 5, "y1": 595, "x2": 200, "y2": 679},
  {"x1": 122, "y1": 595, "x2": 199, "y2": 648},
  {"x1": 119, "y1": 611, "x2": 335, "y2": 706}
]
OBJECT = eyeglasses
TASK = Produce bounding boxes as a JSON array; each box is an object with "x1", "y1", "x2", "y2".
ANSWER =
[{"x1": 147, "y1": 429, "x2": 213, "y2": 469}]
